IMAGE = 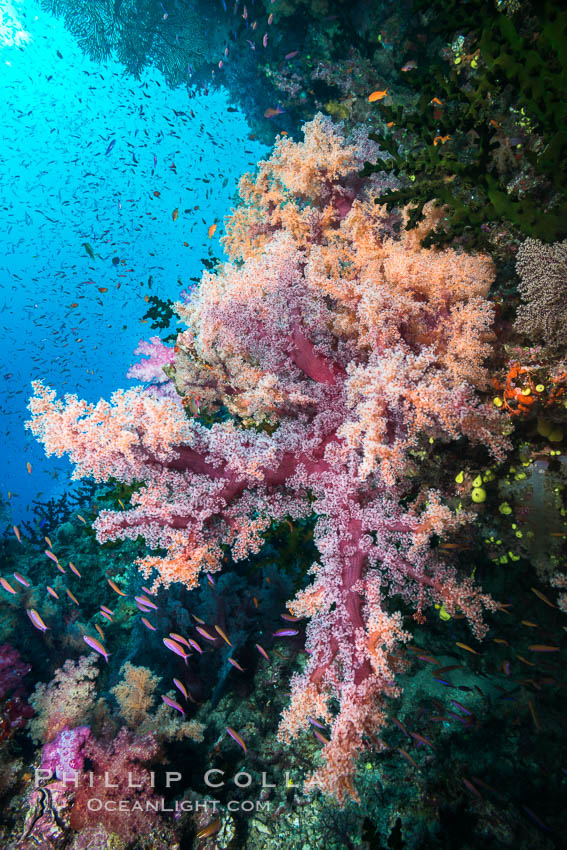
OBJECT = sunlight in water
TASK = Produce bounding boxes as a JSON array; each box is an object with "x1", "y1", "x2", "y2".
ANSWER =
[{"x1": 0, "y1": 1, "x2": 31, "y2": 49}]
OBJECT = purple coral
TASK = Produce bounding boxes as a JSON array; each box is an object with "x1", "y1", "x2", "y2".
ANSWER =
[
  {"x1": 0, "y1": 644, "x2": 31, "y2": 700},
  {"x1": 41, "y1": 725, "x2": 92, "y2": 779},
  {"x1": 0, "y1": 643, "x2": 33, "y2": 736}
]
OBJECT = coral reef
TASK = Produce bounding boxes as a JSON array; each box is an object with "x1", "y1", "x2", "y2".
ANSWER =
[
  {"x1": 28, "y1": 654, "x2": 100, "y2": 743},
  {"x1": 515, "y1": 237, "x2": 567, "y2": 351},
  {"x1": 26, "y1": 117, "x2": 511, "y2": 802}
]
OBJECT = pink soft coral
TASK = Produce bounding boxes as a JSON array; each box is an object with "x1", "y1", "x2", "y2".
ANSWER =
[{"x1": 27, "y1": 116, "x2": 509, "y2": 802}]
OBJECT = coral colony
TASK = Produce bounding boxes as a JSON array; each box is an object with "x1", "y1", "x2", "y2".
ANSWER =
[{"x1": 1, "y1": 1, "x2": 567, "y2": 848}]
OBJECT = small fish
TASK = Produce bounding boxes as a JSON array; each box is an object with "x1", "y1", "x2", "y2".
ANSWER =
[
  {"x1": 433, "y1": 135, "x2": 451, "y2": 145},
  {"x1": 66, "y1": 589, "x2": 79, "y2": 605},
  {"x1": 13, "y1": 572, "x2": 30, "y2": 588},
  {"x1": 463, "y1": 777, "x2": 483, "y2": 798},
  {"x1": 45, "y1": 549, "x2": 59, "y2": 565},
  {"x1": 94, "y1": 624, "x2": 105, "y2": 640},
  {"x1": 107, "y1": 578, "x2": 126, "y2": 596},
  {"x1": 196, "y1": 818, "x2": 221, "y2": 840},
  {"x1": 281, "y1": 613, "x2": 301, "y2": 622},
  {"x1": 264, "y1": 105, "x2": 284, "y2": 118},
  {"x1": 170, "y1": 633, "x2": 191, "y2": 648},
  {"x1": 313, "y1": 728, "x2": 330, "y2": 745},
  {"x1": 100, "y1": 605, "x2": 114, "y2": 616},
  {"x1": 105, "y1": 139, "x2": 116, "y2": 155},
  {"x1": 401, "y1": 60, "x2": 417, "y2": 71},
  {"x1": 13, "y1": 526, "x2": 22, "y2": 543},
  {"x1": 206, "y1": 573, "x2": 215, "y2": 587},
  {"x1": 228, "y1": 658, "x2": 245, "y2": 671},
  {"x1": 456, "y1": 642, "x2": 480, "y2": 655},
  {"x1": 208, "y1": 223, "x2": 217, "y2": 238},
  {"x1": 100, "y1": 611, "x2": 113, "y2": 622},
  {"x1": 253, "y1": 596, "x2": 259, "y2": 608},
  {"x1": 196, "y1": 625, "x2": 217, "y2": 642},
  {"x1": 46, "y1": 586, "x2": 59, "y2": 599},
  {"x1": 410, "y1": 732, "x2": 435, "y2": 750},
  {"x1": 530, "y1": 587, "x2": 557, "y2": 609},
  {"x1": 141, "y1": 617, "x2": 156, "y2": 631},
  {"x1": 493, "y1": 638, "x2": 509, "y2": 646},
  {"x1": 44, "y1": 536, "x2": 53, "y2": 549},
  {"x1": 163, "y1": 637, "x2": 189, "y2": 663},
  {"x1": 27, "y1": 608, "x2": 49, "y2": 632},
  {"x1": 77, "y1": 514, "x2": 87, "y2": 524},
  {"x1": 215, "y1": 625, "x2": 232, "y2": 646},
  {"x1": 528, "y1": 644, "x2": 560, "y2": 652},
  {"x1": 417, "y1": 654, "x2": 439, "y2": 665},
  {"x1": 226, "y1": 726, "x2": 247, "y2": 754},
  {"x1": 162, "y1": 695, "x2": 185, "y2": 715},
  {"x1": 450, "y1": 700, "x2": 471, "y2": 716},
  {"x1": 68, "y1": 562, "x2": 81, "y2": 578},
  {"x1": 84, "y1": 634, "x2": 110, "y2": 662},
  {"x1": 263, "y1": 33, "x2": 268, "y2": 47},
  {"x1": 83, "y1": 243, "x2": 95, "y2": 260},
  {"x1": 284, "y1": 50, "x2": 298, "y2": 59},
  {"x1": 255, "y1": 643, "x2": 269, "y2": 660},
  {"x1": 188, "y1": 638, "x2": 202, "y2": 654},
  {"x1": 135, "y1": 595, "x2": 158, "y2": 610},
  {"x1": 516, "y1": 654, "x2": 535, "y2": 666},
  {"x1": 1, "y1": 577, "x2": 17, "y2": 594},
  {"x1": 435, "y1": 665, "x2": 463, "y2": 675},
  {"x1": 172, "y1": 208, "x2": 179, "y2": 222},
  {"x1": 431, "y1": 97, "x2": 443, "y2": 105},
  {"x1": 528, "y1": 699, "x2": 540, "y2": 731},
  {"x1": 391, "y1": 716, "x2": 411, "y2": 738},
  {"x1": 521, "y1": 620, "x2": 538, "y2": 627},
  {"x1": 522, "y1": 805, "x2": 550, "y2": 832},
  {"x1": 173, "y1": 678, "x2": 188, "y2": 700},
  {"x1": 308, "y1": 717, "x2": 327, "y2": 730},
  {"x1": 273, "y1": 629, "x2": 299, "y2": 637},
  {"x1": 368, "y1": 89, "x2": 388, "y2": 102},
  {"x1": 268, "y1": 13, "x2": 274, "y2": 24},
  {"x1": 26, "y1": 462, "x2": 32, "y2": 474},
  {"x1": 397, "y1": 747, "x2": 418, "y2": 768},
  {"x1": 192, "y1": 614, "x2": 205, "y2": 624}
]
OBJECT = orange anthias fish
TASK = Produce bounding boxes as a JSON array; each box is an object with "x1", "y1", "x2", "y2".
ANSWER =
[
  {"x1": 208, "y1": 223, "x2": 217, "y2": 238},
  {"x1": 107, "y1": 578, "x2": 126, "y2": 596},
  {"x1": 196, "y1": 818, "x2": 221, "y2": 840},
  {"x1": 84, "y1": 634, "x2": 110, "y2": 662},
  {"x1": 456, "y1": 642, "x2": 480, "y2": 655},
  {"x1": 0, "y1": 577, "x2": 17, "y2": 595},
  {"x1": 368, "y1": 89, "x2": 388, "y2": 102},
  {"x1": 215, "y1": 625, "x2": 232, "y2": 646},
  {"x1": 433, "y1": 134, "x2": 451, "y2": 146},
  {"x1": 226, "y1": 726, "x2": 247, "y2": 754},
  {"x1": 530, "y1": 587, "x2": 557, "y2": 609},
  {"x1": 172, "y1": 207, "x2": 179, "y2": 222},
  {"x1": 26, "y1": 462, "x2": 32, "y2": 474}
]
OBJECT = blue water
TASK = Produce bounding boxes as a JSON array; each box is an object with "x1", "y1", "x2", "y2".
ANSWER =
[{"x1": 0, "y1": 0, "x2": 267, "y2": 521}]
